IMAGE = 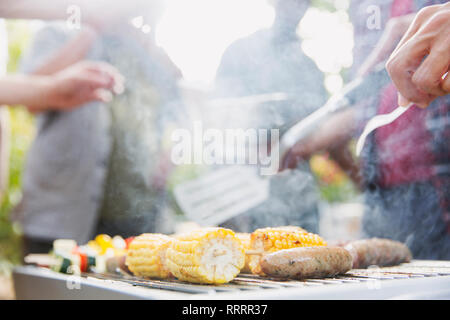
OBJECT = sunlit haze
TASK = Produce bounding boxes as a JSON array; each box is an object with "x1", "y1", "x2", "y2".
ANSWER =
[
  {"x1": 155, "y1": 0, "x2": 354, "y2": 94},
  {"x1": 155, "y1": 0, "x2": 274, "y2": 88}
]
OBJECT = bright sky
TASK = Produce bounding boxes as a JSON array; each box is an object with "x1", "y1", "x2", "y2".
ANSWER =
[
  {"x1": 155, "y1": 0, "x2": 274, "y2": 87},
  {"x1": 155, "y1": 0, "x2": 354, "y2": 94}
]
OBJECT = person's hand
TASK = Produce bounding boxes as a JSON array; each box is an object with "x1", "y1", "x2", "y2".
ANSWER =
[
  {"x1": 30, "y1": 61, "x2": 124, "y2": 112},
  {"x1": 386, "y1": 3, "x2": 450, "y2": 108},
  {"x1": 357, "y1": 13, "x2": 415, "y2": 77},
  {"x1": 279, "y1": 108, "x2": 357, "y2": 171},
  {"x1": 280, "y1": 140, "x2": 313, "y2": 171}
]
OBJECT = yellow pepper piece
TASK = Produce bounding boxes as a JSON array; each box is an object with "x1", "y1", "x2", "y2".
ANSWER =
[{"x1": 95, "y1": 234, "x2": 113, "y2": 254}]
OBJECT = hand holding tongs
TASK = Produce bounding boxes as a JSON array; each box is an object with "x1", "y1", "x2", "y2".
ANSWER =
[{"x1": 355, "y1": 102, "x2": 414, "y2": 156}]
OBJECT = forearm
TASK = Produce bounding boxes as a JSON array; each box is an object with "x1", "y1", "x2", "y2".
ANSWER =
[
  {"x1": 299, "y1": 109, "x2": 362, "y2": 188},
  {"x1": 0, "y1": 0, "x2": 89, "y2": 20},
  {"x1": 1, "y1": 61, "x2": 123, "y2": 112},
  {"x1": 282, "y1": 108, "x2": 357, "y2": 170},
  {"x1": 32, "y1": 27, "x2": 98, "y2": 75},
  {"x1": 301, "y1": 108, "x2": 357, "y2": 156},
  {"x1": 0, "y1": 75, "x2": 51, "y2": 109},
  {"x1": 329, "y1": 144, "x2": 362, "y2": 190},
  {"x1": 0, "y1": 0, "x2": 139, "y2": 30}
]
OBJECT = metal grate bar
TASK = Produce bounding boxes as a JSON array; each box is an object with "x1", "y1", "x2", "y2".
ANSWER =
[{"x1": 78, "y1": 260, "x2": 450, "y2": 295}]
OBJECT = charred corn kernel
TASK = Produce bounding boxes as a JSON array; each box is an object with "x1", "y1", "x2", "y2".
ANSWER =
[
  {"x1": 236, "y1": 233, "x2": 252, "y2": 274},
  {"x1": 166, "y1": 228, "x2": 245, "y2": 284},
  {"x1": 248, "y1": 227, "x2": 327, "y2": 275},
  {"x1": 125, "y1": 234, "x2": 174, "y2": 279}
]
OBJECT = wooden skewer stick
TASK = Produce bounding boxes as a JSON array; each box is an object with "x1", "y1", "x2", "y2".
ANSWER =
[{"x1": 24, "y1": 254, "x2": 59, "y2": 266}]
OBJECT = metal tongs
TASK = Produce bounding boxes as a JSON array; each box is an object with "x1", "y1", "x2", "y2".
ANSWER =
[
  {"x1": 275, "y1": 65, "x2": 392, "y2": 164},
  {"x1": 355, "y1": 102, "x2": 413, "y2": 156}
]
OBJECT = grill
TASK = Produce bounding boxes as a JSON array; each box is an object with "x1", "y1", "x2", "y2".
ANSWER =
[{"x1": 13, "y1": 260, "x2": 450, "y2": 299}]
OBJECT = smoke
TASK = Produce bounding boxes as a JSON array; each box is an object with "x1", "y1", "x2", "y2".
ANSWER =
[
  {"x1": 362, "y1": 180, "x2": 450, "y2": 259},
  {"x1": 92, "y1": 25, "x2": 187, "y2": 237},
  {"x1": 358, "y1": 86, "x2": 450, "y2": 260},
  {"x1": 15, "y1": 0, "x2": 449, "y2": 260}
]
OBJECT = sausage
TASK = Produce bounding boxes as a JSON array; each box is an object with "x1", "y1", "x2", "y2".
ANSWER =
[
  {"x1": 260, "y1": 246, "x2": 353, "y2": 279},
  {"x1": 344, "y1": 238, "x2": 412, "y2": 269}
]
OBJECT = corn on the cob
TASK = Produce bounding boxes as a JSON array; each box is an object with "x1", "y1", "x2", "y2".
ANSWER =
[
  {"x1": 248, "y1": 227, "x2": 327, "y2": 275},
  {"x1": 236, "y1": 227, "x2": 308, "y2": 274},
  {"x1": 235, "y1": 233, "x2": 252, "y2": 274},
  {"x1": 166, "y1": 227, "x2": 245, "y2": 284},
  {"x1": 125, "y1": 233, "x2": 174, "y2": 279},
  {"x1": 276, "y1": 226, "x2": 308, "y2": 233}
]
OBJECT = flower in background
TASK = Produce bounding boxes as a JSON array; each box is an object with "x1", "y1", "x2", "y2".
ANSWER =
[{"x1": 310, "y1": 153, "x2": 357, "y2": 202}]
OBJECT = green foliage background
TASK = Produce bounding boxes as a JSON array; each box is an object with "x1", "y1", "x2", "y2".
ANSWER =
[{"x1": 0, "y1": 21, "x2": 34, "y2": 273}]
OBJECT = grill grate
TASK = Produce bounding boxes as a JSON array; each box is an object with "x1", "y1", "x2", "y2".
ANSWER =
[{"x1": 81, "y1": 260, "x2": 450, "y2": 295}]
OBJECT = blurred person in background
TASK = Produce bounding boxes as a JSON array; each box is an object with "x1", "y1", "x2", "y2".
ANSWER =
[
  {"x1": 283, "y1": 0, "x2": 450, "y2": 259},
  {"x1": 0, "y1": 60, "x2": 122, "y2": 205},
  {"x1": 214, "y1": 0, "x2": 328, "y2": 233},
  {"x1": 0, "y1": 2, "x2": 126, "y2": 205},
  {"x1": 352, "y1": 0, "x2": 450, "y2": 260},
  {"x1": 10, "y1": 1, "x2": 184, "y2": 255},
  {"x1": 215, "y1": 0, "x2": 326, "y2": 104}
]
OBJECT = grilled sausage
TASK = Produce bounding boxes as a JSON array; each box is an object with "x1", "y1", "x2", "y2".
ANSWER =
[
  {"x1": 260, "y1": 246, "x2": 353, "y2": 279},
  {"x1": 344, "y1": 238, "x2": 412, "y2": 269}
]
